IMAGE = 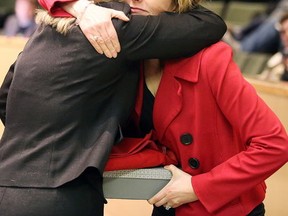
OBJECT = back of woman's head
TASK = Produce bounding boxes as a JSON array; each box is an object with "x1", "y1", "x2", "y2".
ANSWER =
[{"x1": 279, "y1": 12, "x2": 288, "y2": 25}]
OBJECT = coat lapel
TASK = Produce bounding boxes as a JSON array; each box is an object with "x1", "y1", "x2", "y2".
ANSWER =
[
  {"x1": 133, "y1": 51, "x2": 203, "y2": 140},
  {"x1": 153, "y1": 54, "x2": 202, "y2": 140}
]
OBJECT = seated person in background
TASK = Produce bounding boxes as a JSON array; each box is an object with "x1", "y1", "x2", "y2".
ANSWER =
[
  {"x1": 3, "y1": 0, "x2": 38, "y2": 37},
  {"x1": 281, "y1": 50, "x2": 288, "y2": 81},
  {"x1": 224, "y1": 0, "x2": 286, "y2": 54},
  {"x1": 259, "y1": 12, "x2": 288, "y2": 81}
]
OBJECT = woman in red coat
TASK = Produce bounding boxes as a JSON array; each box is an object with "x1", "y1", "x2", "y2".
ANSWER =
[{"x1": 133, "y1": 42, "x2": 288, "y2": 215}]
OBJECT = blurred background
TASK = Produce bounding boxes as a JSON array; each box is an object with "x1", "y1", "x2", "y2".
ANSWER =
[{"x1": 0, "y1": 0, "x2": 287, "y2": 215}]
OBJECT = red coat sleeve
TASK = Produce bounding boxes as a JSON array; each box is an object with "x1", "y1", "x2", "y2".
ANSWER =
[
  {"x1": 38, "y1": 0, "x2": 74, "y2": 17},
  {"x1": 192, "y1": 42, "x2": 288, "y2": 213},
  {"x1": 105, "y1": 132, "x2": 178, "y2": 171}
]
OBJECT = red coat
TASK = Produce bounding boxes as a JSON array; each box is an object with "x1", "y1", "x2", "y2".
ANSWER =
[{"x1": 130, "y1": 42, "x2": 288, "y2": 215}]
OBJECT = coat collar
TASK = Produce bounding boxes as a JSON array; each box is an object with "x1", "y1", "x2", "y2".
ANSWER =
[
  {"x1": 163, "y1": 50, "x2": 203, "y2": 83},
  {"x1": 133, "y1": 50, "x2": 203, "y2": 138}
]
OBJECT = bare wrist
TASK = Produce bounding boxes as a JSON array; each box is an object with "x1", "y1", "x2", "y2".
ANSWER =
[{"x1": 63, "y1": 0, "x2": 94, "y2": 20}]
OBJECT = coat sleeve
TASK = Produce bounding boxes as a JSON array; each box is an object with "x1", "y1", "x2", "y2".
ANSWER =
[
  {"x1": 38, "y1": 0, "x2": 227, "y2": 60},
  {"x1": 192, "y1": 42, "x2": 288, "y2": 213},
  {"x1": 38, "y1": 0, "x2": 73, "y2": 17},
  {"x1": 117, "y1": 4, "x2": 226, "y2": 60},
  {"x1": 0, "y1": 59, "x2": 17, "y2": 125}
]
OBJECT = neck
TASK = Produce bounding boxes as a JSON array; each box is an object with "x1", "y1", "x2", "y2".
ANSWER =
[{"x1": 144, "y1": 59, "x2": 163, "y2": 96}]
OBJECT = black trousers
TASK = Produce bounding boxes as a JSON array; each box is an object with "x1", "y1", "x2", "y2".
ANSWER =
[
  {"x1": 0, "y1": 171, "x2": 105, "y2": 216},
  {"x1": 151, "y1": 203, "x2": 265, "y2": 216}
]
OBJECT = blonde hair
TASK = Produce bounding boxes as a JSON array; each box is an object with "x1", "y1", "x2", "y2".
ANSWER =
[
  {"x1": 35, "y1": 0, "x2": 114, "y2": 35},
  {"x1": 35, "y1": 9, "x2": 76, "y2": 35},
  {"x1": 173, "y1": 0, "x2": 203, "y2": 13},
  {"x1": 35, "y1": 0, "x2": 203, "y2": 35}
]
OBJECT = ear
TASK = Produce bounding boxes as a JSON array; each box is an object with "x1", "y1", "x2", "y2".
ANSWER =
[{"x1": 170, "y1": 0, "x2": 178, "y2": 12}]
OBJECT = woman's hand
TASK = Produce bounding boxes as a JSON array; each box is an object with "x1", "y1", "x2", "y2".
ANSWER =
[
  {"x1": 63, "y1": 1, "x2": 129, "y2": 58},
  {"x1": 148, "y1": 165, "x2": 198, "y2": 209}
]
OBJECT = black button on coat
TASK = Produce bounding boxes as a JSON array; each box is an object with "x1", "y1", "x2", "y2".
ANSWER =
[{"x1": 180, "y1": 133, "x2": 193, "y2": 145}]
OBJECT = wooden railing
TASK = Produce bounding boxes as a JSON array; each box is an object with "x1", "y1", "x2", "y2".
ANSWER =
[
  {"x1": 0, "y1": 35, "x2": 28, "y2": 80},
  {"x1": 245, "y1": 78, "x2": 288, "y2": 130},
  {"x1": 0, "y1": 36, "x2": 28, "y2": 134}
]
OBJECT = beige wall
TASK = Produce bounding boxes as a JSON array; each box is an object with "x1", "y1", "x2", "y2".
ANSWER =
[
  {"x1": 244, "y1": 78, "x2": 288, "y2": 216},
  {"x1": 0, "y1": 36, "x2": 27, "y2": 134},
  {"x1": 0, "y1": 36, "x2": 287, "y2": 215}
]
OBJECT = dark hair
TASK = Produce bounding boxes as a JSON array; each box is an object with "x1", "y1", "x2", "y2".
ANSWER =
[
  {"x1": 279, "y1": 12, "x2": 288, "y2": 24},
  {"x1": 275, "y1": 12, "x2": 288, "y2": 32},
  {"x1": 282, "y1": 49, "x2": 288, "y2": 57}
]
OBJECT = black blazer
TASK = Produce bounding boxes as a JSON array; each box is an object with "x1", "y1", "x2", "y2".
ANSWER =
[{"x1": 0, "y1": 2, "x2": 226, "y2": 188}]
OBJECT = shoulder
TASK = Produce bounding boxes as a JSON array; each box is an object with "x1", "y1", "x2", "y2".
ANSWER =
[
  {"x1": 197, "y1": 41, "x2": 235, "y2": 78},
  {"x1": 163, "y1": 42, "x2": 234, "y2": 83},
  {"x1": 173, "y1": 41, "x2": 233, "y2": 65},
  {"x1": 199, "y1": 42, "x2": 238, "y2": 79},
  {"x1": 202, "y1": 41, "x2": 233, "y2": 59},
  {"x1": 173, "y1": 41, "x2": 234, "y2": 69},
  {"x1": 4, "y1": 15, "x2": 18, "y2": 26},
  {"x1": 194, "y1": 42, "x2": 237, "y2": 84},
  {"x1": 164, "y1": 42, "x2": 233, "y2": 69}
]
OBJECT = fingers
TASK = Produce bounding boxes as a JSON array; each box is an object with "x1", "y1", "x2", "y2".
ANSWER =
[
  {"x1": 148, "y1": 165, "x2": 175, "y2": 206},
  {"x1": 155, "y1": 199, "x2": 170, "y2": 208},
  {"x1": 94, "y1": 10, "x2": 129, "y2": 57},
  {"x1": 112, "y1": 10, "x2": 130, "y2": 22},
  {"x1": 107, "y1": 11, "x2": 129, "y2": 53},
  {"x1": 148, "y1": 187, "x2": 176, "y2": 209},
  {"x1": 148, "y1": 190, "x2": 167, "y2": 207},
  {"x1": 148, "y1": 165, "x2": 189, "y2": 209},
  {"x1": 107, "y1": 23, "x2": 121, "y2": 53},
  {"x1": 148, "y1": 186, "x2": 180, "y2": 209},
  {"x1": 103, "y1": 20, "x2": 121, "y2": 54},
  {"x1": 164, "y1": 164, "x2": 177, "y2": 173},
  {"x1": 148, "y1": 177, "x2": 173, "y2": 206},
  {"x1": 88, "y1": 35, "x2": 103, "y2": 54},
  {"x1": 77, "y1": 6, "x2": 127, "y2": 58},
  {"x1": 95, "y1": 34, "x2": 116, "y2": 59},
  {"x1": 88, "y1": 24, "x2": 118, "y2": 58}
]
